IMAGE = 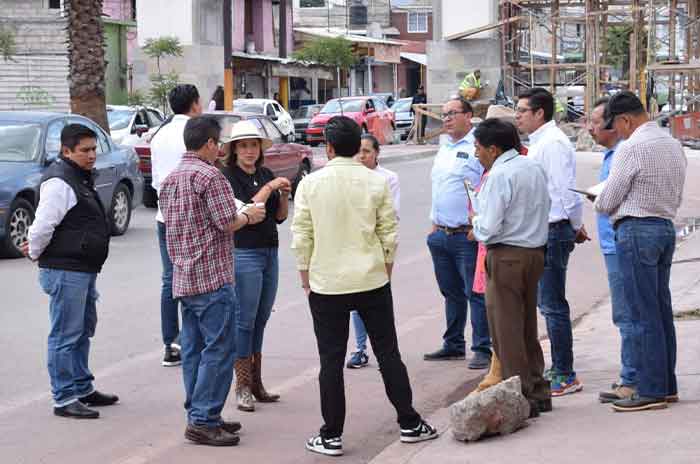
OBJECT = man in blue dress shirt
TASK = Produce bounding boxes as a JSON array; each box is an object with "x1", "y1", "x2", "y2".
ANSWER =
[
  {"x1": 424, "y1": 98, "x2": 491, "y2": 370},
  {"x1": 587, "y1": 98, "x2": 639, "y2": 403}
]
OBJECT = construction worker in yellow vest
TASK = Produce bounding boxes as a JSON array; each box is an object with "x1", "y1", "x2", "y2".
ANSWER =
[{"x1": 459, "y1": 69, "x2": 482, "y2": 100}]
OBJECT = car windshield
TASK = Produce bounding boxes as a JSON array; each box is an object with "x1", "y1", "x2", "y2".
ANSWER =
[
  {"x1": 107, "y1": 110, "x2": 134, "y2": 131},
  {"x1": 393, "y1": 99, "x2": 412, "y2": 113},
  {"x1": 0, "y1": 123, "x2": 42, "y2": 162},
  {"x1": 320, "y1": 100, "x2": 364, "y2": 114},
  {"x1": 234, "y1": 102, "x2": 264, "y2": 114},
  {"x1": 291, "y1": 107, "x2": 310, "y2": 119},
  {"x1": 210, "y1": 115, "x2": 242, "y2": 137}
]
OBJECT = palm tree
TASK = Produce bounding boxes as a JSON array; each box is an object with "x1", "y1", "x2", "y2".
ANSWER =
[{"x1": 65, "y1": 0, "x2": 109, "y2": 133}]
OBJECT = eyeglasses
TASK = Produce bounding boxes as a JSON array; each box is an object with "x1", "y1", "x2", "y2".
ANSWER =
[
  {"x1": 515, "y1": 107, "x2": 534, "y2": 114},
  {"x1": 441, "y1": 110, "x2": 465, "y2": 120}
]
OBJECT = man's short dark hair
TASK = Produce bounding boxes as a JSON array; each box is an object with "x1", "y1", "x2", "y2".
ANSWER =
[
  {"x1": 169, "y1": 84, "x2": 200, "y2": 115},
  {"x1": 324, "y1": 116, "x2": 362, "y2": 157},
  {"x1": 183, "y1": 116, "x2": 221, "y2": 152},
  {"x1": 61, "y1": 124, "x2": 97, "y2": 151},
  {"x1": 473, "y1": 118, "x2": 522, "y2": 153},
  {"x1": 449, "y1": 97, "x2": 473, "y2": 115},
  {"x1": 518, "y1": 87, "x2": 554, "y2": 122},
  {"x1": 603, "y1": 91, "x2": 645, "y2": 129},
  {"x1": 594, "y1": 96, "x2": 610, "y2": 109}
]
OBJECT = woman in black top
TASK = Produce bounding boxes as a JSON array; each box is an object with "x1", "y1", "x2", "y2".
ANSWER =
[{"x1": 219, "y1": 120, "x2": 292, "y2": 412}]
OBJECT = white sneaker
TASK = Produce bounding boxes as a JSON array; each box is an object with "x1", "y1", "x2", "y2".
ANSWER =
[
  {"x1": 305, "y1": 434, "x2": 343, "y2": 456},
  {"x1": 400, "y1": 420, "x2": 438, "y2": 443}
]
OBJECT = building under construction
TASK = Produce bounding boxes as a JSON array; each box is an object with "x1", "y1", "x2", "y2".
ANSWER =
[{"x1": 495, "y1": 0, "x2": 700, "y2": 117}]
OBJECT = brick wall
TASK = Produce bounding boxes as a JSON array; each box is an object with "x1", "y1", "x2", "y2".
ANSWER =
[
  {"x1": 0, "y1": 0, "x2": 70, "y2": 111},
  {"x1": 390, "y1": 10, "x2": 432, "y2": 44}
]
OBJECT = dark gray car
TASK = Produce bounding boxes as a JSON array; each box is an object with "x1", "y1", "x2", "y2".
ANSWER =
[{"x1": 0, "y1": 112, "x2": 144, "y2": 258}]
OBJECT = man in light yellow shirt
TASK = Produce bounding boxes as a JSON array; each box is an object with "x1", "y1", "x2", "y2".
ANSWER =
[{"x1": 292, "y1": 116, "x2": 437, "y2": 457}]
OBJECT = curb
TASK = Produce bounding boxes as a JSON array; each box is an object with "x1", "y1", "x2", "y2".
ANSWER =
[{"x1": 380, "y1": 148, "x2": 438, "y2": 165}]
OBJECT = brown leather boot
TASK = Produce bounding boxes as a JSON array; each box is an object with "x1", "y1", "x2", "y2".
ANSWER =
[
  {"x1": 234, "y1": 357, "x2": 255, "y2": 412},
  {"x1": 473, "y1": 352, "x2": 502, "y2": 394},
  {"x1": 251, "y1": 352, "x2": 280, "y2": 402}
]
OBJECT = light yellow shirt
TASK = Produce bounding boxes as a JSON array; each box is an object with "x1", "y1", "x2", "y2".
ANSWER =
[{"x1": 291, "y1": 157, "x2": 398, "y2": 295}]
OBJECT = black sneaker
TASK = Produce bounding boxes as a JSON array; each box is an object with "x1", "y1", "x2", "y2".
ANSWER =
[
  {"x1": 611, "y1": 394, "x2": 668, "y2": 412},
  {"x1": 305, "y1": 434, "x2": 343, "y2": 456},
  {"x1": 346, "y1": 351, "x2": 369, "y2": 369},
  {"x1": 423, "y1": 348, "x2": 465, "y2": 361},
  {"x1": 162, "y1": 344, "x2": 182, "y2": 367},
  {"x1": 400, "y1": 420, "x2": 438, "y2": 443}
]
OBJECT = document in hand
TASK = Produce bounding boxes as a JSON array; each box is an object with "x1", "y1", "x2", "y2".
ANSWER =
[
  {"x1": 570, "y1": 181, "x2": 606, "y2": 199},
  {"x1": 464, "y1": 179, "x2": 479, "y2": 213}
]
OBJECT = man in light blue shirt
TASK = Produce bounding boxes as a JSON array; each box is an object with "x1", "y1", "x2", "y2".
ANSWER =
[
  {"x1": 425, "y1": 98, "x2": 491, "y2": 369},
  {"x1": 470, "y1": 118, "x2": 552, "y2": 415},
  {"x1": 587, "y1": 98, "x2": 638, "y2": 404}
]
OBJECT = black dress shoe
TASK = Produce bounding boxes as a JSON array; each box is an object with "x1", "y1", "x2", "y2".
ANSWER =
[
  {"x1": 221, "y1": 420, "x2": 242, "y2": 434},
  {"x1": 80, "y1": 391, "x2": 119, "y2": 407},
  {"x1": 528, "y1": 400, "x2": 540, "y2": 419},
  {"x1": 185, "y1": 424, "x2": 240, "y2": 446},
  {"x1": 54, "y1": 401, "x2": 99, "y2": 419},
  {"x1": 467, "y1": 351, "x2": 492, "y2": 370},
  {"x1": 611, "y1": 395, "x2": 667, "y2": 412},
  {"x1": 423, "y1": 348, "x2": 466, "y2": 361}
]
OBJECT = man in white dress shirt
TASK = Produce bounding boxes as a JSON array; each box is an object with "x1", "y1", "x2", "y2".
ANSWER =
[
  {"x1": 150, "y1": 84, "x2": 203, "y2": 367},
  {"x1": 23, "y1": 124, "x2": 118, "y2": 419},
  {"x1": 516, "y1": 87, "x2": 589, "y2": 397}
]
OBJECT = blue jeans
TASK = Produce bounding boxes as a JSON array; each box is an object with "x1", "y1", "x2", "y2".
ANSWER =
[
  {"x1": 157, "y1": 221, "x2": 179, "y2": 346},
  {"x1": 616, "y1": 218, "x2": 677, "y2": 399},
  {"x1": 39, "y1": 269, "x2": 98, "y2": 407},
  {"x1": 604, "y1": 253, "x2": 639, "y2": 387},
  {"x1": 427, "y1": 230, "x2": 491, "y2": 354},
  {"x1": 350, "y1": 311, "x2": 368, "y2": 352},
  {"x1": 180, "y1": 284, "x2": 237, "y2": 427},
  {"x1": 538, "y1": 221, "x2": 576, "y2": 377},
  {"x1": 233, "y1": 248, "x2": 279, "y2": 358}
]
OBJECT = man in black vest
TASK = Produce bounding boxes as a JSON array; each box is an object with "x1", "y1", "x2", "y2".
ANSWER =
[{"x1": 23, "y1": 124, "x2": 118, "y2": 419}]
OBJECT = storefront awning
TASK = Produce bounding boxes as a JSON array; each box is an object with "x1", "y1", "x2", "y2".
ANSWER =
[{"x1": 400, "y1": 52, "x2": 426, "y2": 66}]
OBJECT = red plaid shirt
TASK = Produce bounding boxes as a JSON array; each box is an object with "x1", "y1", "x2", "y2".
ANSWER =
[{"x1": 159, "y1": 152, "x2": 237, "y2": 298}]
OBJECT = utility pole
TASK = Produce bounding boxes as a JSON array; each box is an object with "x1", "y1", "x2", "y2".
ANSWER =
[{"x1": 224, "y1": 0, "x2": 234, "y2": 111}]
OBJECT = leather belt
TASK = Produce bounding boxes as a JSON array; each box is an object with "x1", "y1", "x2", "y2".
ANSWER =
[{"x1": 436, "y1": 225, "x2": 472, "y2": 235}]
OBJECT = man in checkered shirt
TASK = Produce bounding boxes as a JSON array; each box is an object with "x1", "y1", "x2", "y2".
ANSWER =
[
  {"x1": 159, "y1": 116, "x2": 265, "y2": 446},
  {"x1": 596, "y1": 91, "x2": 687, "y2": 413}
]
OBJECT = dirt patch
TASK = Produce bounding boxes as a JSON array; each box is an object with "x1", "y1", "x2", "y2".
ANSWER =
[{"x1": 674, "y1": 308, "x2": 700, "y2": 321}]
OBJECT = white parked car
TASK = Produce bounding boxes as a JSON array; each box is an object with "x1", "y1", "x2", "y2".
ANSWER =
[
  {"x1": 107, "y1": 105, "x2": 165, "y2": 146},
  {"x1": 233, "y1": 98, "x2": 295, "y2": 140}
]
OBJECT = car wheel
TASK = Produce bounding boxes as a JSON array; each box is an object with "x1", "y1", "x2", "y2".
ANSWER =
[
  {"x1": 292, "y1": 160, "x2": 311, "y2": 199},
  {"x1": 109, "y1": 183, "x2": 132, "y2": 236},
  {"x1": 1, "y1": 198, "x2": 34, "y2": 258},
  {"x1": 143, "y1": 185, "x2": 158, "y2": 208}
]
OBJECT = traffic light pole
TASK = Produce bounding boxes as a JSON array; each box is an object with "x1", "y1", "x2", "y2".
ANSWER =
[{"x1": 224, "y1": 0, "x2": 234, "y2": 111}]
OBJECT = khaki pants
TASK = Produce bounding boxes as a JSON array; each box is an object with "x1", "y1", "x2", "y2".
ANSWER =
[{"x1": 485, "y1": 245, "x2": 550, "y2": 401}]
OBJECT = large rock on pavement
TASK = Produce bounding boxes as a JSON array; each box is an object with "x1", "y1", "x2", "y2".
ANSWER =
[{"x1": 449, "y1": 376, "x2": 530, "y2": 442}]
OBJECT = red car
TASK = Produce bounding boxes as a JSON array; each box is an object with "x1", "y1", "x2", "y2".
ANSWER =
[
  {"x1": 305, "y1": 96, "x2": 395, "y2": 146},
  {"x1": 134, "y1": 112, "x2": 313, "y2": 207}
]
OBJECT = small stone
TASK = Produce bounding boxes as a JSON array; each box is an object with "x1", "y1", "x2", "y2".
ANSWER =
[{"x1": 449, "y1": 376, "x2": 531, "y2": 442}]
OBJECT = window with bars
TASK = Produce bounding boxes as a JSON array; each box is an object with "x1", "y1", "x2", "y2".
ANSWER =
[{"x1": 407, "y1": 12, "x2": 428, "y2": 34}]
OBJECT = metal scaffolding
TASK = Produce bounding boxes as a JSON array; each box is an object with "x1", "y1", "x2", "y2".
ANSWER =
[{"x1": 499, "y1": 0, "x2": 700, "y2": 117}]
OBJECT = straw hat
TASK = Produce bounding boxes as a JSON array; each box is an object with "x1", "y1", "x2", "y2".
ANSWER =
[{"x1": 220, "y1": 120, "x2": 273, "y2": 152}]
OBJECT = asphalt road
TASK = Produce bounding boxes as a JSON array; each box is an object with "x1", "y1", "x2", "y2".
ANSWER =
[{"x1": 1, "y1": 151, "x2": 699, "y2": 463}]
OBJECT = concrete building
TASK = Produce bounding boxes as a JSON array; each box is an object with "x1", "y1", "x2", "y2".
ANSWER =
[
  {"x1": 0, "y1": 0, "x2": 135, "y2": 111},
  {"x1": 427, "y1": 0, "x2": 500, "y2": 105},
  {"x1": 390, "y1": 0, "x2": 432, "y2": 98},
  {"x1": 134, "y1": 0, "x2": 331, "y2": 109}
]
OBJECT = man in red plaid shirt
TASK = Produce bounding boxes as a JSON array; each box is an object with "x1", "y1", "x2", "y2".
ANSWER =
[{"x1": 159, "y1": 116, "x2": 265, "y2": 446}]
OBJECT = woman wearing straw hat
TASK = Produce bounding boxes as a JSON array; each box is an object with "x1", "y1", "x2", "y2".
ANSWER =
[{"x1": 219, "y1": 120, "x2": 292, "y2": 412}]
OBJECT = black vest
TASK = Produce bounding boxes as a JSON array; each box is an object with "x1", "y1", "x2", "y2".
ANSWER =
[{"x1": 38, "y1": 157, "x2": 110, "y2": 273}]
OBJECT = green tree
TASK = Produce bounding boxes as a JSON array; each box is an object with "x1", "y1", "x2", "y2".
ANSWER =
[
  {"x1": 0, "y1": 27, "x2": 16, "y2": 62},
  {"x1": 294, "y1": 36, "x2": 357, "y2": 95},
  {"x1": 604, "y1": 24, "x2": 648, "y2": 80},
  {"x1": 142, "y1": 37, "x2": 183, "y2": 75},
  {"x1": 141, "y1": 37, "x2": 183, "y2": 113}
]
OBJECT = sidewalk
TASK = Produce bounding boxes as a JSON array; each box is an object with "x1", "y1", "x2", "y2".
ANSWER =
[{"x1": 371, "y1": 231, "x2": 700, "y2": 464}]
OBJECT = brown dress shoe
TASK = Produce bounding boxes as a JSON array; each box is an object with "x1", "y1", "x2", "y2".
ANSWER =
[{"x1": 185, "y1": 424, "x2": 240, "y2": 446}]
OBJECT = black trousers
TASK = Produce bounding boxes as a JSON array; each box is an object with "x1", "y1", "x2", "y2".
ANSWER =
[{"x1": 309, "y1": 283, "x2": 421, "y2": 438}]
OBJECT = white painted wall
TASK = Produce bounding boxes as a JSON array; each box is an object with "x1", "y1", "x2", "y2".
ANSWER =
[
  {"x1": 441, "y1": 0, "x2": 495, "y2": 39},
  {"x1": 136, "y1": 0, "x2": 194, "y2": 46}
]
